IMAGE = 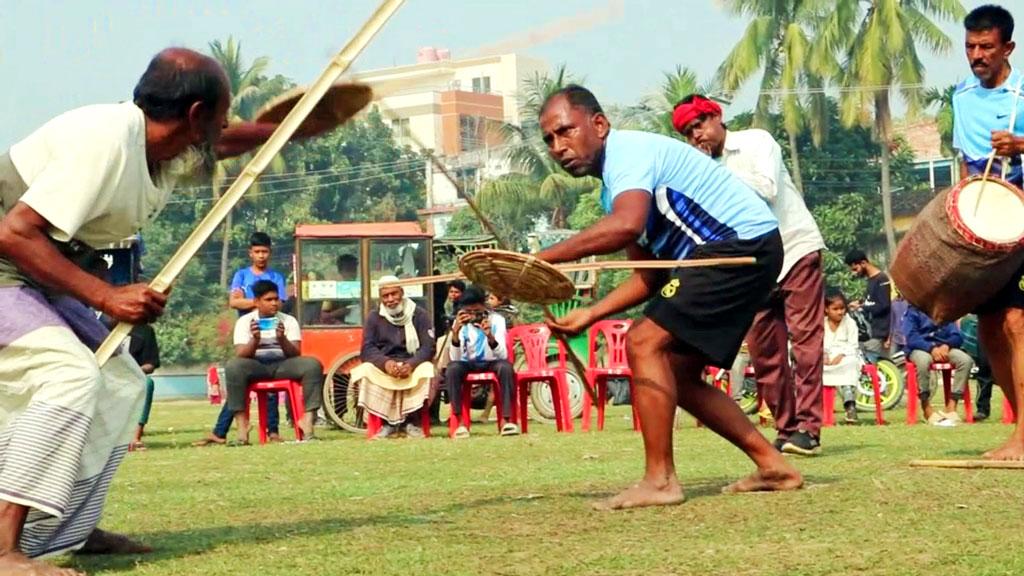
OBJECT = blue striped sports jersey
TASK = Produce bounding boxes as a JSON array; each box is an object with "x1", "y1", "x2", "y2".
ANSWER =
[
  {"x1": 952, "y1": 67, "x2": 1024, "y2": 187},
  {"x1": 600, "y1": 129, "x2": 778, "y2": 259}
]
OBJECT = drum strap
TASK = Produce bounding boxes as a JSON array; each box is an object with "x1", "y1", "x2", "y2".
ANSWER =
[{"x1": 1005, "y1": 75, "x2": 1024, "y2": 179}]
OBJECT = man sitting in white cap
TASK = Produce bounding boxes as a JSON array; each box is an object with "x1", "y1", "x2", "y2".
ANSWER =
[{"x1": 352, "y1": 276, "x2": 436, "y2": 438}]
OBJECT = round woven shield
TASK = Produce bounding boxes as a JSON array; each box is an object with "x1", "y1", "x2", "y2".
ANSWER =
[
  {"x1": 459, "y1": 249, "x2": 575, "y2": 305},
  {"x1": 255, "y1": 83, "x2": 373, "y2": 138}
]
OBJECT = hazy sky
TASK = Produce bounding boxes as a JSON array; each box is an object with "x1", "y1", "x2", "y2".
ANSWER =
[{"x1": 0, "y1": 0, "x2": 1008, "y2": 148}]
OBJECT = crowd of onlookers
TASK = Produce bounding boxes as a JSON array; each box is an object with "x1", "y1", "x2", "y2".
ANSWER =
[{"x1": 170, "y1": 230, "x2": 998, "y2": 447}]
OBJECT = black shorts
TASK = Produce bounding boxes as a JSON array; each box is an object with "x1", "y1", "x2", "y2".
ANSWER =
[
  {"x1": 644, "y1": 230, "x2": 783, "y2": 368},
  {"x1": 975, "y1": 261, "x2": 1024, "y2": 315}
]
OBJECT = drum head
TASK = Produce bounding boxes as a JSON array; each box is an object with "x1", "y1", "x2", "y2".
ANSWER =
[
  {"x1": 255, "y1": 83, "x2": 373, "y2": 138},
  {"x1": 954, "y1": 177, "x2": 1024, "y2": 245},
  {"x1": 459, "y1": 249, "x2": 575, "y2": 305}
]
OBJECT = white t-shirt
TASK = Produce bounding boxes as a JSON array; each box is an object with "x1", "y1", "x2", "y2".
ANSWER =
[
  {"x1": 719, "y1": 129, "x2": 825, "y2": 280},
  {"x1": 233, "y1": 311, "x2": 302, "y2": 363},
  {"x1": 9, "y1": 102, "x2": 176, "y2": 247}
]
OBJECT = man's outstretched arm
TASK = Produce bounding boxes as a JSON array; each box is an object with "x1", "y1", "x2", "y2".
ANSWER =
[{"x1": 536, "y1": 190, "x2": 650, "y2": 264}]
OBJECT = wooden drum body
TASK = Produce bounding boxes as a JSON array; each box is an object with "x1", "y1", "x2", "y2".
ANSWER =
[{"x1": 892, "y1": 176, "x2": 1024, "y2": 323}]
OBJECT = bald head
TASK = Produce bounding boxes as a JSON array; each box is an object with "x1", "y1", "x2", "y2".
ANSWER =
[{"x1": 133, "y1": 48, "x2": 230, "y2": 122}]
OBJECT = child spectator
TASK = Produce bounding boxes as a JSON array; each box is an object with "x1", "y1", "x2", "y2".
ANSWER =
[{"x1": 823, "y1": 290, "x2": 862, "y2": 424}]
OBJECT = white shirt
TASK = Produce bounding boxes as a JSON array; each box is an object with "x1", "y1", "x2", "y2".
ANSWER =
[
  {"x1": 233, "y1": 311, "x2": 302, "y2": 363},
  {"x1": 719, "y1": 129, "x2": 825, "y2": 280},
  {"x1": 9, "y1": 102, "x2": 175, "y2": 247},
  {"x1": 824, "y1": 314, "x2": 860, "y2": 359},
  {"x1": 449, "y1": 312, "x2": 508, "y2": 362}
]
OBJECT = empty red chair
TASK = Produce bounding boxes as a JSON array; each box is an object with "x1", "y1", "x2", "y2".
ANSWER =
[
  {"x1": 906, "y1": 362, "x2": 973, "y2": 425},
  {"x1": 367, "y1": 402, "x2": 432, "y2": 439},
  {"x1": 508, "y1": 324, "x2": 574, "y2": 433},
  {"x1": 583, "y1": 319, "x2": 633, "y2": 432},
  {"x1": 447, "y1": 371, "x2": 516, "y2": 438},
  {"x1": 245, "y1": 379, "x2": 305, "y2": 444}
]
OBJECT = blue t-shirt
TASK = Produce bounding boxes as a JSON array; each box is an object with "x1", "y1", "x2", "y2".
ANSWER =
[
  {"x1": 229, "y1": 267, "x2": 288, "y2": 316},
  {"x1": 952, "y1": 67, "x2": 1024, "y2": 187},
  {"x1": 601, "y1": 129, "x2": 778, "y2": 260}
]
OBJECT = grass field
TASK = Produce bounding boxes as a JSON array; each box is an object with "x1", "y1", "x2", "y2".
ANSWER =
[{"x1": 61, "y1": 398, "x2": 1024, "y2": 576}]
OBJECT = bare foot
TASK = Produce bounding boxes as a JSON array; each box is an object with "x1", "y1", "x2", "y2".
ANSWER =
[
  {"x1": 76, "y1": 529, "x2": 152, "y2": 555},
  {"x1": 0, "y1": 550, "x2": 83, "y2": 575},
  {"x1": 983, "y1": 439, "x2": 1024, "y2": 461},
  {"x1": 190, "y1": 434, "x2": 225, "y2": 447},
  {"x1": 267, "y1": 433, "x2": 283, "y2": 443},
  {"x1": 722, "y1": 465, "x2": 804, "y2": 494},
  {"x1": 592, "y1": 478, "x2": 685, "y2": 511}
]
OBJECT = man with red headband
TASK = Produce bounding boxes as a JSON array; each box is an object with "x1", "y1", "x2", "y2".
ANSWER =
[{"x1": 673, "y1": 94, "x2": 829, "y2": 455}]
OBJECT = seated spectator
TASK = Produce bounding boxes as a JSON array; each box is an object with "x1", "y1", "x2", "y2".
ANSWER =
[
  {"x1": 128, "y1": 323, "x2": 161, "y2": 451},
  {"x1": 350, "y1": 277, "x2": 436, "y2": 439},
  {"x1": 225, "y1": 280, "x2": 324, "y2": 444},
  {"x1": 822, "y1": 290, "x2": 862, "y2": 425},
  {"x1": 487, "y1": 291, "x2": 519, "y2": 327},
  {"x1": 443, "y1": 279, "x2": 466, "y2": 331},
  {"x1": 902, "y1": 304, "x2": 975, "y2": 426},
  {"x1": 319, "y1": 253, "x2": 362, "y2": 325},
  {"x1": 445, "y1": 285, "x2": 518, "y2": 439}
]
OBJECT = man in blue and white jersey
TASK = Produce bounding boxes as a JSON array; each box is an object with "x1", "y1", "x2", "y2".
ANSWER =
[{"x1": 536, "y1": 85, "x2": 803, "y2": 511}]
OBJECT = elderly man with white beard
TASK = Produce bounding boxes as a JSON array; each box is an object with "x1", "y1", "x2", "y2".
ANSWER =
[
  {"x1": 0, "y1": 47, "x2": 312, "y2": 575},
  {"x1": 352, "y1": 277, "x2": 436, "y2": 439}
]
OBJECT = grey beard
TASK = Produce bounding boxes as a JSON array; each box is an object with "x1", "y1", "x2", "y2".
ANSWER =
[
  {"x1": 153, "y1": 141, "x2": 217, "y2": 189},
  {"x1": 384, "y1": 303, "x2": 404, "y2": 317}
]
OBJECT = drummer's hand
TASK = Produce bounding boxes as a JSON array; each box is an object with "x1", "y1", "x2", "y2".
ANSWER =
[
  {"x1": 546, "y1": 307, "x2": 595, "y2": 336},
  {"x1": 100, "y1": 284, "x2": 167, "y2": 324},
  {"x1": 991, "y1": 131, "x2": 1021, "y2": 157}
]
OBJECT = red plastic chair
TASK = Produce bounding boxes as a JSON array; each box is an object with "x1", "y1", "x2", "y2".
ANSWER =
[
  {"x1": 822, "y1": 364, "x2": 885, "y2": 426},
  {"x1": 508, "y1": 324, "x2": 574, "y2": 433},
  {"x1": 367, "y1": 403, "x2": 432, "y2": 439},
  {"x1": 583, "y1": 319, "x2": 634, "y2": 432},
  {"x1": 906, "y1": 362, "x2": 973, "y2": 424},
  {"x1": 447, "y1": 370, "x2": 516, "y2": 438},
  {"x1": 245, "y1": 379, "x2": 305, "y2": 444},
  {"x1": 1004, "y1": 397, "x2": 1016, "y2": 424}
]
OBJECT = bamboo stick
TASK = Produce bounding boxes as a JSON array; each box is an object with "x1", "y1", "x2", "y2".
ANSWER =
[
  {"x1": 94, "y1": 0, "x2": 406, "y2": 365},
  {"x1": 380, "y1": 257, "x2": 757, "y2": 288},
  {"x1": 909, "y1": 459, "x2": 1024, "y2": 470}
]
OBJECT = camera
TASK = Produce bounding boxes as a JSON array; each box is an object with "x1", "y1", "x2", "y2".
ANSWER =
[{"x1": 468, "y1": 310, "x2": 488, "y2": 325}]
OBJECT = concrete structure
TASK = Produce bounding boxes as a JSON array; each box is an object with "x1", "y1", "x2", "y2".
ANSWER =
[{"x1": 350, "y1": 49, "x2": 547, "y2": 236}]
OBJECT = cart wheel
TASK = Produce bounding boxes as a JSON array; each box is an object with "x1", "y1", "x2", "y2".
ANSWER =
[
  {"x1": 322, "y1": 352, "x2": 365, "y2": 433},
  {"x1": 530, "y1": 356, "x2": 585, "y2": 421}
]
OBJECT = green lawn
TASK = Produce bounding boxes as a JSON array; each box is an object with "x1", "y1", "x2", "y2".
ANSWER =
[{"x1": 63, "y1": 398, "x2": 1024, "y2": 576}]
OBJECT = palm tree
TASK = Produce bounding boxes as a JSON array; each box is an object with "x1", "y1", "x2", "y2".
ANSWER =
[
  {"x1": 924, "y1": 84, "x2": 957, "y2": 157},
  {"x1": 208, "y1": 37, "x2": 290, "y2": 286},
  {"x1": 480, "y1": 65, "x2": 600, "y2": 232},
  {"x1": 835, "y1": 0, "x2": 965, "y2": 260},
  {"x1": 716, "y1": 0, "x2": 838, "y2": 193},
  {"x1": 625, "y1": 66, "x2": 715, "y2": 139}
]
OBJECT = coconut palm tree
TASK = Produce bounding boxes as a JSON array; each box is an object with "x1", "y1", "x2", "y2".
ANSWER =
[
  {"x1": 208, "y1": 37, "x2": 290, "y2": 286},
  {"x1": 480, "y1": 65, "x2": 600, "y2": 232},
  {"x1": 834, "y1": 0, "x2": 965, "y2": 259},
  {"x1": 924, "y1": 84, "x2": 957, "y2": 157},
  {"x1": 623, "y1": 66, "x2": 718, "y2": 139},
  {"x1": 716, "y1": 0, "x2": 838, "y2": 193}
]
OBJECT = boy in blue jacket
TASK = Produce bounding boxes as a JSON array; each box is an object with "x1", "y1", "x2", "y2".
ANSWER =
[{"x1": 903, "y1": 305, "x2": 975, "y2": 426}]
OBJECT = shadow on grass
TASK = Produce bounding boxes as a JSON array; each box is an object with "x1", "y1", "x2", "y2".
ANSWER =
[{"x1": 66, "y1": 494, "x2": 544, "y2": 573}]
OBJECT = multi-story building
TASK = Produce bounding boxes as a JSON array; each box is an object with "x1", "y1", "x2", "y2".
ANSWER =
[{"x1": 350, "y1": 48, "x2": 547, "y2": 235}]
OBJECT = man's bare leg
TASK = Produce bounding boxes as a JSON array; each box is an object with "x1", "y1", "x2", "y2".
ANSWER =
[
  {"x1": 667, "y1": 351, "x2": 803, "y2": 494},
  {"x1": 980, "y1": 310, "x2": 1024, "y2": 460},
  {"x1": 232, "y1": 412, "x2": 251, "y2": 444},
  {"x1": 593, "y1": 319, "x2": 685, "y2": 511},
  {"x1": 0, "y1": 500, "x2": 83, "y2": 575}
]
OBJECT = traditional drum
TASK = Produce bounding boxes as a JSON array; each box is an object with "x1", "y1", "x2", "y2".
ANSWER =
[{"x1": 891, "y1": 175, "x2": 1024, "y2": 323}]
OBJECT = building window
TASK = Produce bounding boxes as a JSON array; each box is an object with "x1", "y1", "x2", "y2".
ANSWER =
[
  {"x1": 459, "y1": 115, "x2": 486, "y2": 152},
  {"x1": 391, "y1": 118, "x2": 410, "y2": 139},
  {"x1": 471, "y1": 76, "x2": 491, "y2": 94}
]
